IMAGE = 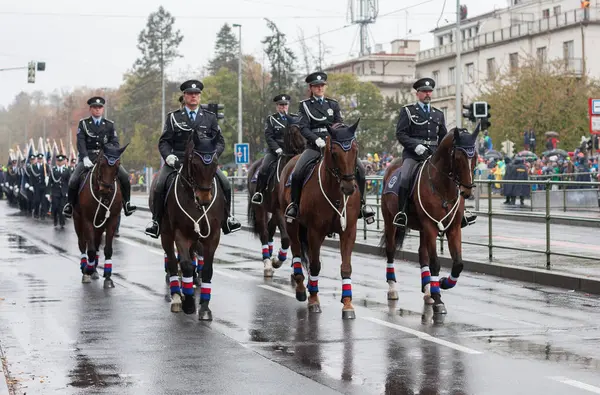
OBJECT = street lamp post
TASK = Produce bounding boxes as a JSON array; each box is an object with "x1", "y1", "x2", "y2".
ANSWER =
[
  {"x1": 455, "y1": 0, "x2": 462, "y2": 128},
  {"x1": 233, "y1": 23, "x2": 243, "y2": 179}
]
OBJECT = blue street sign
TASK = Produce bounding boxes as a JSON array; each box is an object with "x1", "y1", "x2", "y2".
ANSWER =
[{"x1": 234, "y1": 143, "x2": 250, "y2": 164}]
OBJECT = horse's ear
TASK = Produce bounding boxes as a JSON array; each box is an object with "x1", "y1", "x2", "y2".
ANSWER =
[
  {"x1": 349, "y1": 118, "x2": 360, "y2": 135},
  {"x1": 117, "y1": 143, "x2": 129, "y2": 156},
  {"x1": 453, "y1": 127, "x2": 460, "y2": 141},
  {"x1": 185, "y1": 134, "x2": 195, "y2": 153},
  {"x1": 472, "y1": 122, "x2": 481, "y2": 140}
]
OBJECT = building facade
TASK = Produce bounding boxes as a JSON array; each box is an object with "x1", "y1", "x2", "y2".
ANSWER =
[
  {"x1": 324, "y1": 39, "x2": 419, "y2": 102},
  {"x1": 416, "y1": 0, "x2": 599, "y2": 126}
]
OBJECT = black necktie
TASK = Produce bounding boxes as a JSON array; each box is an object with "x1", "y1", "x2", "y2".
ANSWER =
[{"x1": 190, "y1": 111, "x2": 196, "y2": 122}]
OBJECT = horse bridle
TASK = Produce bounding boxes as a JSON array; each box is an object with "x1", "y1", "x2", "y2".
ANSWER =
[
  {"x1": 182, "y1": 149, "x2": 216, "y2": 192},
  {"x1": 326, "y1": 136, "x2": 357, "y2": 183},
  {"x1": 430, "y1": 143, "x2": 477, "y2": 195},
  {"x1": 96, "y1": 154, "x2": 119, "y2": 191}
]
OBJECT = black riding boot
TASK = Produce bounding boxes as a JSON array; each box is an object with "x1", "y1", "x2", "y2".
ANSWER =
[
  {"x1": 392, "y1": 186, "x2": 410, "y2": 228},
  {"x1": 62, "y1": 186, "x2": 78, "y2": 218},
  {"x1": 120, "y1": 178, "x2": 137, "y2": 216},
  {"x1": 251, "y1": 172, "x2": 266, "y2": 205},
  {"x1": 356, "y1": 168, "x2": 375, "y2": 224},
  {"x1": 218, "y1": 175, "x2": 241, "y2": 234},
  {"x1": 145, "y1": 190, "x2": 163, "y2": 238},
  {"x1": 285, "y1": 176, "x2": 302, "y2": 220}
]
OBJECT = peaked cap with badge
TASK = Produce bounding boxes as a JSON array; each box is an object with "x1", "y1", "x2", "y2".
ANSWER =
[
  {"x1": 180, "y1": 79, "x2": 204, "y2": 93},
  {"x1": 87, "y1": 96, "x2": 105, "y2": 107},
  {"x1": 305, "y1": 71, "x2": 327, "y2": 85},
  {"x1": 273, "y1": 94, "x2": 290, "y2": 104},
  {"x1": 413, "y1": 77, "x2": 435, "y2": 92}
]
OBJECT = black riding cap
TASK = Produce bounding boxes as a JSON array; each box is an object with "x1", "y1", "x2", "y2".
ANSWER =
[
  {"x1": 413, "y1": 78, "x2": 435, "y2": 92},
  {"x1": 180, "y1": 80, "x2": 204, "y2": 93},
  {"x1": 305, "y1": 72, "x2": 327, "y2": 85},
  {"x1": 87, "y1": 96, "x2": 105, "y2": 107},
  {"x1": 273, "y1": 94, "x2": 290, "y2": 104},
  {"x1": 56, "y1": 154, "x2": 66, "y2": 160}
]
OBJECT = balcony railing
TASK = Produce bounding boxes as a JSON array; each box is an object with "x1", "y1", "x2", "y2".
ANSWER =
[
  {"x1": 357, "y1": 74, "x2": 414, "y2": 84},
  {"x1": 418, "y1": 8, "x2": 597, "y2": 63}
]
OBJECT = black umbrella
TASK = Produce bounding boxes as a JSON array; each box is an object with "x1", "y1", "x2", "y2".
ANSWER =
[
  {"x1": 543, "y1": 149, "x2": 568, "y2": 157},
  {"x1": 484, "y1": 150, "x2": 503, "y2": 160}
]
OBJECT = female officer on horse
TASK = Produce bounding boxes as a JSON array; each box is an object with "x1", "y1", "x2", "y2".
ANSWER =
[
  {"x1": 284, "y1": 71, "x2": 375, "y2": 224},
  {"x1": 251, "y1": 94, "x2": 295, "y2": 205},
  {"x1": 62, "y1": 96, "x2": 136, "y2": 218},
  {"x1": 145, "y1": 79, "x2": 242, "y2": 238}
]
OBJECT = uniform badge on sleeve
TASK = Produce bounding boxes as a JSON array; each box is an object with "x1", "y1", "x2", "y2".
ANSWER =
[{"x1": 327, "y1": 108, "x2": 334, "y2": 116}]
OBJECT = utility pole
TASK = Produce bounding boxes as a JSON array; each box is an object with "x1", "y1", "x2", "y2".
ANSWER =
[
  {"x1": 455, "y1": 0, "x2": 462, "y2": 128},
  {"x1": 233, "y1": 23, "x2": 243, "y2": 179}
]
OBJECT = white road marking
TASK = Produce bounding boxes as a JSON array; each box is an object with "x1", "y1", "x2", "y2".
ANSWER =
[
  {"x1": 548, "y1": 377, "x2": 600, "y2": 394},
  {"x1": 258, "y1": 284, "x2": 296, "y2": 298}
]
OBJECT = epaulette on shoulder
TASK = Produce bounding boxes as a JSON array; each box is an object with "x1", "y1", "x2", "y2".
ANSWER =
[
  {"x1": 299, "y1": 98, "x2": 311, "y2": 103},
  {"x1": 104, "y1": 118, "x2": 114, "y2": 124},
  {"x1": 78, "y1": 117, "x2": 88, "y2": 123},
  {"x1": 288, "y1": 112, "x2": 298, "y2": 117},
  {"x1": 202, "y1": 109, "x2": 216, "y2": 116},
  {"x1": 325, "y1": 97, "x2": 338, "y2": 103}
]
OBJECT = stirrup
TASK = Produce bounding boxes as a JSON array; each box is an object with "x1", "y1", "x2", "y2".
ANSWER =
[
  {"x1": 284, "y1": 203, "x2": 297, "y2": 222},
  {"x1": 144, "y1": 221, "x2": 160, "y2": 238},
  {"x1": 224, "y1": 218, "x2": 242, "y2": 234},
  {"x1": 361, "y1": 206, "x2": 375, "y2": 225},
  {"x1": 124, "y1": 202, "x2": 137, "y2": 216},
  {"x1": 251, "y1": 192, "x2": 263, "y2": 205},
  {"x1": 392, "y1": 211, "x2": 407, "y2": 228}
]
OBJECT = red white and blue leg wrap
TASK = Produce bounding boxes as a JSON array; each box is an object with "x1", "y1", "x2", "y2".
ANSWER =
[
  {"x1": 163, "y1": 253, "x2": 168, "y2": 272},
  {"x1": 261, "y1": 244, "x2": 269, "y2": 260},
  {"x1": 80, "y1": 254, "x2": 88, "y2": 272},
  {"x1": 421, "y1": 266, "x2": 431, "y2": 289},
  {"x1": 169, "y1": 276, "x2": 181, "y2": 295},
  {"x1": 200, "y1": 282, "x2": 211, "y2": 302},
  {"x1": 307, "y1": 275, "x2": 319, "y2": 293},
  {"x1": 441, "y1": 275, "x2": 458, "y2": 289},
  {"x1": 292, "y1": 257, "x2": 303, "y2": 276},
  {"x1": 386, "y1": 262, "x2": 396, "y2": 282},
  {"x1": 95, "y1": 255, "x2": 99, "y2": 268},
  {"x1": 196, "y1": 255, "x2": 204, "y2": 272},
  {"x1": 430, "y1": 275, "x2": 440, "y2": 294},
  {"x1": 268, "y1": 241, "x2": 274, "y2": 257},
  {"x1": 181, "y1": 276, "x2": 194, "y2": 296},
  {"x1": 341, "y1": 278, "x2": 352, "y2": 300},
  {"x1": 277, "y1": 247, "x2": 288, "y2": 263},
  {"x1": 103, "y1": 259, "x2": 113, "y2": 277}
]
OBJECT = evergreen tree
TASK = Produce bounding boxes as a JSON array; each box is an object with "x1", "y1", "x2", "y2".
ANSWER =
[
  {"x1": 262, "y1": 19, "x2": 297, "y2": 94},
  {"x1": 207, "y1": 24, "x2": 239, "y2": 75}
]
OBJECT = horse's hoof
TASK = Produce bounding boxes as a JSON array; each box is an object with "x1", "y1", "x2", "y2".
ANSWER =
[
  {"x1": 296, "y1": 290, "x2": 307, "y2": 302},
  {"x1": 387, "y1": 290, "x2": 399, "y2": 300},
  {"x1": 103, "y1": 278, "x2": 115, "y2": 289},
  {"x1": 308, "y1": 304, "x2": 322, "y2": 313},
  {"x1": 170, "y1": 293, "x2": 182, "y2": 313},
  {"x1": 271, "y1": 256, "x2": 284, "y2": 269},
  {"x1": 91, "y1": 271, "x2": 100, "y2": 280},
  {"x1": 182, "y1": 295, "x2": 196, "y2": 315},
  {"x1": 264, "y1": 268, "x2": 273, "y2": 277},
  {"x1": 81, "y1": 274, "x2": 91, "y2": 283},
  {"x1": 342, "y1": 309, "x2": 356, "y2": 320},
  {"x1": 198, "y1": 308, "x2": 213, "y2": 321},
  {"x1": 263, "y1": 259, "x2": 273, "y2": 278},
  {"x1": 433, "y1": 302, "x2": 447, "y2": 315},
  {"x1": 439, "y1": 277, "x2": 450, "y2": 290}
]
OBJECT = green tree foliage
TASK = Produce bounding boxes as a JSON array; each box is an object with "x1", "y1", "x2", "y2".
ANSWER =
[
  {"x1": 262, "y1": 19, "x2": 297, "y2": 95},
  {"x1": 475, "y1": 57, "x2": 600, "y2": 153},
  {"x1": 207, "y1": 24, "x2": 239, "y2": 75}
]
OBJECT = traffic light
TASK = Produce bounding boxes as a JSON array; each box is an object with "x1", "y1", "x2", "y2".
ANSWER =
[
  {"x1": 473, "y1": 102, "x2": 488, "y2": 117},
  {"x1": 581, "y1": 0, "x2": 590, "y2": 8},
  {"x1": 27, "y1": 61, "x2": 35, "y2": 83},
  {"x1": 201, "y1": 103, "x2": 225, "y2": 120},
  {"x1": 36, "y1": 62, "x2": 46, "y2": 71},
  {"x1": 462, "y1": 104, "x2": 476, "y2": 123}
]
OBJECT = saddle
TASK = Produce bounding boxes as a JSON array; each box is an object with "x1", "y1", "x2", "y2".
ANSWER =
[
  {"x1": 251, "y1": 158, "x2": 280, "y2": 185},
  {"x1": 382, "y1": 161, "x2": 424, "y2": 203},
  {"x1": 284, "y1": 160, "x2": 318, "y2": 188},
  {"x1": 77, "y1": 168, "x2": 93, "y2": 193}
]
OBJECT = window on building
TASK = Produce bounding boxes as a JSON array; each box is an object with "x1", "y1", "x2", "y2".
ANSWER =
[
  {"x1": 553, "y1": 6, "x2": 561, "y2": 15},
  {"x1": 563, "y1": 40, "x2": 574, "y2": 60},
  {"x1": 542, "y1": 9, "x2": 550, "y2": 18},
  {"x1": 449, "y1": 33, "x2": 454, "y2": 43},
  {"x1": 487, "y1": 58, "x2": 496, "y2": 79},
  {"x1": 440, "y1": 107, "x2": 447, "y2": 118},
  {"x1": 438, "y1": 36, "x2": 444, "y2": 46},
  {"x1": 536, "y1": 46, "x2": 547, "y2": 64},
  {"x1": 509, "y1": 52, "x2": 519, "y2": 72},
  {"x1": 432, "y1": 70, "x2": 440, "y2": 83},
  {"x1": 448, "y1": 67, "x2": 456, "y2": 85},
  {"x1": 369, "y1": 61, "x2": 376, "y2": 69},
  {"x1": 465, "y1": 63, "x2": 474, "y2": 83}
]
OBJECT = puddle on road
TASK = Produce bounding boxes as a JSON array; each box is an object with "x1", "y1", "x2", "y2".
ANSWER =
[
  {"x1": 0, "y1": 232, "x2": 46, "y2": 258},
  {"x1": 67, "y1": 353, "x2": 133, "y2": 389}
]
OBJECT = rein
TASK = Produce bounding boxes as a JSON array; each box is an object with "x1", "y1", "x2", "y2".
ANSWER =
[{"x1": 89, "y1": 163, "x2": 118, "y2": 229}]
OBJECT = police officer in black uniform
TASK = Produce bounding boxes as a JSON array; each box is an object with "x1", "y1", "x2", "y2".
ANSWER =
[
  {"x1": 63, "y1": 96, "x2": 136, "y2": 218},
  {"x1": 47, "y1": 154, "x2": 70, "y2": 228},
  {"x1": 30, "y1": 153, "x2": 46, "y2": 218},
  {"x1": 251, "y1": 93, "x2": 295, "y2": 205},
  {"x1": 144, "y1": 79, "x2": 242, "y2": 238},
  {"x1": 284, "y1": 71, "x2": 375, "y2": 223}
]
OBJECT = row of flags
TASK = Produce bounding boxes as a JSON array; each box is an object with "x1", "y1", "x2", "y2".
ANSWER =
[{"x1": 7, "y1": 137, "x2": 77, "y2": 167}]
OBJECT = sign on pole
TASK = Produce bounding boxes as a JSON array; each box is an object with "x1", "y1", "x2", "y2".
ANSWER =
[
  {"x1": 588, "y1": 98, "x2": 600, "y2": 135},
  {"x1": 234, "y1": 143, "x2": 249, "y2": 164}
]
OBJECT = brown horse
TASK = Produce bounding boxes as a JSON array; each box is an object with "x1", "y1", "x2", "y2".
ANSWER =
[
  {"x1": 380, "y1": 127, "x2": 479, "y2": 316},
  {"x1": 279, "y1": 120, "x2": 361, "y2": 319},
  {"x1": 73, "y1": 143, "x2": 127, "y2": 288},
  {"x1": 247, "y1": 119, "x2": 305, "y2": 277},
  {"x1": 152, "y1": 132, "x2": 223, "y2": 320}
]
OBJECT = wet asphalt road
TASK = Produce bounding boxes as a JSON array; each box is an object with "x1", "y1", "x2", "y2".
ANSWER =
[{"x1": 1, "y1": 203, "x2": 600, "y2": 394}]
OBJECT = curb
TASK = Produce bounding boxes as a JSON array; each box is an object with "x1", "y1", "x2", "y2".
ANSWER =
[
  {"x1": 0, "y1": 344, "x2": 11, "y2": 395},
  {"x1": 134, "y1": 206, "x2": 600, "y2": 295}
]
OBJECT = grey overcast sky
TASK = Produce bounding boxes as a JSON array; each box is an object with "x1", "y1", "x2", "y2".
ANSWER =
[{"x1": 0, "y1": 0, "x2": 506, "y2": 107}]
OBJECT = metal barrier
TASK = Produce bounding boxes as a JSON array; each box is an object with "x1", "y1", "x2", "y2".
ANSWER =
[{"x1": 229, "y1": 174, "x2": 600, "y2": 269}]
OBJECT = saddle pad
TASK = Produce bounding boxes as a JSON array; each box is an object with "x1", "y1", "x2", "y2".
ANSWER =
[
  {"x1": 77, "y1": 169, "x2": 92, "y2": 194},
  {"x1": 383, "y1": 168, "x2": 402, "y2": 196},
  {"x1": 285, "y1": 163, "x2": 317, "y2": 188},
  {"x1": 250, "y1": 168, "x2": 259, "y2": 183}
]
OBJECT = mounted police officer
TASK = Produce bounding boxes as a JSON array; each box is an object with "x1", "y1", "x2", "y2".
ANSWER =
[
  {"x1": 63, "y1": 96, "x2": 137, "y2": 218},
  {"x1": 284, "y1": 71, "x2": 375, "y2": 223},
  {"x1": 251, "y1": 93, "x2": 295, "y2": 205},
  {"x1": 144, "y1": 79, "x2": 242, "y2": 238},
  {"x1": 395, "y1": 77, "x2": 476, "y2": 228},
  {"x1": 47, "y1": 154, "x2": 70, "y2": 228}
]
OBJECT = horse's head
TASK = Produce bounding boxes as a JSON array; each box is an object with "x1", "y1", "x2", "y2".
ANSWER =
[
  {"x1": 284, "y1": 115, "x2": 306, "y2": 155},
  {"x1": 183, "y1": 131, "x2": 219, "y2": 205},
  {"x1": 97, "y1": 142, "x2": 128, "y2": 195},
  {"x1": 444, "y1": 127, "x2": 479, "y2": 198},
  {"x1": 325, "y1": 119, "x2": 360, "y2": 196}
]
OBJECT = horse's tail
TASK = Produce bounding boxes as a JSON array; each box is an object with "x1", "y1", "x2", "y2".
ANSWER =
[{"x1": 378, "y1": 225, "x2": 406, "y2": 255}]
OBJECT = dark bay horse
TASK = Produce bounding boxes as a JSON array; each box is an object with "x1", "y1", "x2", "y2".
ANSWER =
[
  {"x1": 247, "y1": 120, "x2": 305, "y2": 277},
  {"x1": 73, "y1": 143, "x2": 128, "y2": 288},
  {"x1": 380, "y1": 127, "x2": 478, "y2": 316},
  {"x1": 279, "y1": 120, "x2": 361, "y2": 319},
  {"x1": 153, "y1": 132, "x2": 223, "y2": 320}
]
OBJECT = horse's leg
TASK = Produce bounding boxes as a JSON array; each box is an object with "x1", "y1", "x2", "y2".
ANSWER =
[
  {"x1": 382, "y1": 196, "x2": 399, "y2": 300},
  {"x1": 102, "y1": 216, "x2": 117, "y2": 289},
  {"x1": 271, "y1": 211, "x2": 289, "y2": 269},
  {"x1": 160, "y1": 227, "x2": 182, "y2": 312},
  {"x1": 191, "y1": 243, "x2": 200, "y2": 287},
  {"x1": 257, "y1": 208, "x2": 273, "y2": 277},
  {"x1": 198, "y1": 240, "x2": 217, "y2": 321},
  {"x1": 175, "y1": 230, "x2": 195, "y2": 315},
  {"x1": 90, "y1": 228, "x2": 103, "y2": 281},
  {"x1": 74, "y1": 216, "x2": 88, "y2": 275},
  {"x1": 82, "y1": 222, "x2": 97, "y2": 283},
  {"x1": 340, "y1": 224, "x2": 358, "y2": 320},
  {"x1": 267, "y1": 215, "x2": 276, "y2": 258},
  {"x1": 418, "y1": 231, "x2": 434, "y2": 305},
  {"x1": 440, "y1": 224, "x2": 463, "y2": 292},
  {"x1": 306, "y1": 228, "x2": 325, "y2": 313},
  {"x1": 425, "y1": 225, "x2": 446, "y2": 315},
  {"x1": 287, "y1": 220, "x2": 306, "y2": 301}
]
